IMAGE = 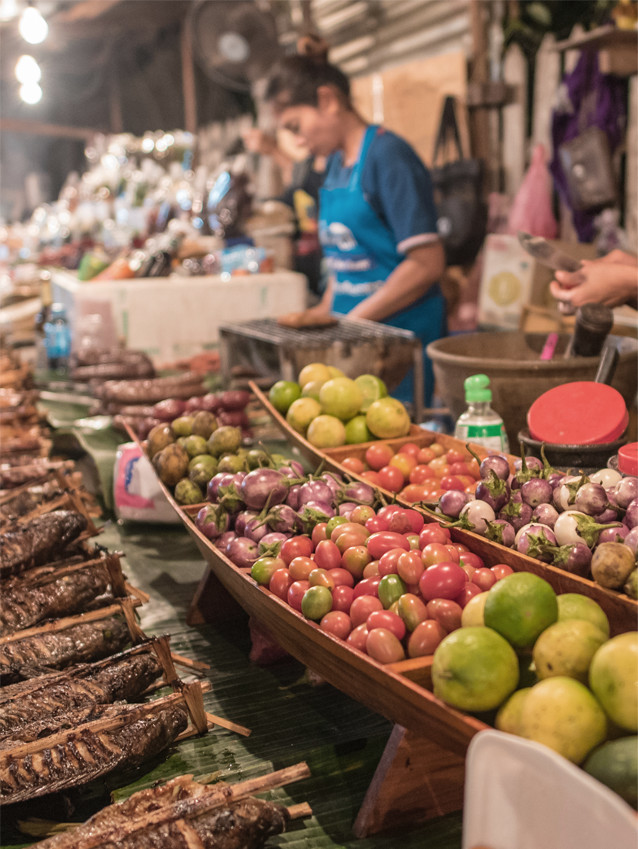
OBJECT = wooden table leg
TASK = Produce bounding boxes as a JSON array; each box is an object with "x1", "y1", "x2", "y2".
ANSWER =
[{"x1": 352, "y1": 724, "x2": 466, "y2": 838}]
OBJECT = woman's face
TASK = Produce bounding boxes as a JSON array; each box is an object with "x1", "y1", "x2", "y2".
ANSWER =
[{"x1": 277, "y1": 87, "x2": 344, "y2": 157}]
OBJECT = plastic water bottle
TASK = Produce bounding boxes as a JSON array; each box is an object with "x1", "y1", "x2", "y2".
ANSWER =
[
  {"x1": 44, "y1": 303, "x2": 71, "y2": 374},
  {"x1": 454, "y1": 374, "x2": 509, "y2": 452}
]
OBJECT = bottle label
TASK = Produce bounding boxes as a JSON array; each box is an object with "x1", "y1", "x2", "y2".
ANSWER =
[{"x1": 456, "y1": 423, "x2": 509, "y2": 452}]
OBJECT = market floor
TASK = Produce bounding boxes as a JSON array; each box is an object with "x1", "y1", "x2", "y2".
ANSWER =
[{"x1": 1, "y1": 517, "x2": 464, "y2": 849}]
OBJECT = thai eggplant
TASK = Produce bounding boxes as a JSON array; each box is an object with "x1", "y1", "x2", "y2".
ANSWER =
[{"x1": 0, "y1": 510, "x2": 88, "y2": 578}]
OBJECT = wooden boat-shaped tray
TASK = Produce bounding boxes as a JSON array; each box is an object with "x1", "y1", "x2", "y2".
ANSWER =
[{"x1": 249, "y1": 382, "x2": 637, "y2": 635}]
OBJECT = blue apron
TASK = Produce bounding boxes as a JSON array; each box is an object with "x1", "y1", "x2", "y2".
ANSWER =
[{"x1": 319, "y1": 125, "x2": 445, "y2": 407}]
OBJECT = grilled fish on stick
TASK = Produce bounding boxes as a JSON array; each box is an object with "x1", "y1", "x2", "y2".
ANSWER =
[{"x1": 0, "y1": 510, "x2": 88, "y2": 578}]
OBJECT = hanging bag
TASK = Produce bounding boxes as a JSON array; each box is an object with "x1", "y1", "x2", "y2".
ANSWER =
[{"x1": 430, "y1": 96, "x2": 487, "y2": 266}]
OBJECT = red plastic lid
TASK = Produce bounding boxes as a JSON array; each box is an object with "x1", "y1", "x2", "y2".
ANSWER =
[
  {"x1": 527, "y1": 381, "x2": 628, "y2": 445},
  {"x1": 618, "y1": 442, "x2": 638, "y2": 476}
]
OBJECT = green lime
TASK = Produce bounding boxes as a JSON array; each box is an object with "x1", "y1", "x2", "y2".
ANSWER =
[
  {"x1": 286, "y1": 397, "x2": 321, "y2": 434},
  {"x1": 269, "y1": 380, "x2": 302, "y2": 415},
  {"x1": 483, "y1": 572, "x2": 558, "y2": 649},
  {"x1": 344, "y1": 414, "x2": 374, "y2": 444},
  {"x1": 306, "y1": 414, "x2": 346, "y2": 448},
  {"x1": 354, "y1": 374, "x2": 388, "y2": 412}
]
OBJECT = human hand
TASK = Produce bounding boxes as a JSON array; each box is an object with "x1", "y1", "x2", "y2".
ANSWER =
[{"x1": 550, "y1": 257, "x2": 638, "y2": 309}]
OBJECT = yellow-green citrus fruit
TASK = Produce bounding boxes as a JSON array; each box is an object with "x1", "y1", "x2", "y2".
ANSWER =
[
  {"x1": 533, "y1": 619, "x2": 608, "y2": 683},
  {"x1": 269, "y1": 380, "x2": 302, "y2": 415},
  {"x1": 319, "y1": 377, "x2": 364, "y2": 421},
  {"x1": 306, "y1": 415, "x2": 347, "y2": 448},
  {"x1": 483, "y1": 572, "x2": 558, "y2": 649},
  {"x1": 286, "y1": 397, "x2": 321, "y2": 434},
  {"x1": 366, "y1": 397, "x2": 411, "y2": 439},
  {"x1": 589, "y1": 632, "x2": 638, "y2": 732}
]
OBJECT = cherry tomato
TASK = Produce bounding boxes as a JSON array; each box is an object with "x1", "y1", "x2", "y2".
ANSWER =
[
  {"x1": 398, "y1": 442, "x2": 421, "y2": 459},
  {"x1": 447, "y1": 542, "x2": 469, "y2": 555},
  {"x1": 365, "y1": 442, "x2": 395, "y2": 471},
  {"x1": 378, "y1": 465, "x2": 405, "y2": 492},
  {"x1": 301, "y1": 585, "x2": 333, "y2": 620},
  {"x1": 311, "y1": 522, "x2": 328, "y2": 546},
  {"x1": 325, "y1": 515, "x2": 349, "y2": 537},
  {"x1": 418, "y1": 562, "x2": 467, "y2": 601},
  {"x1": 455, "y1": 582, "x2": 483, "y2": 607},
  {"x1": 426, "y1": 598, "x2": 463, "y2": 632},
  {"x1": 409, "y1": 464, "x2": 437, "y2": 484},
  {"x1": 308, "y1": 568, "x2": 335, "y2": 590},
  {"x1": 367, "y1": 531, "x2": 411, "y2": 560},
  {"x1": 289, "y1": 555, "x2": 316, "y2": 581},
  {"x1": 376, "y1": 503, "x2": 404, "y2": 521},
  {"x1": 458, "y1": 551, "x2": 485, "y2": 570},
  {"x1": 350, "y1": 594, "x2": 383, "y2": 626},
  {"x1": 350, "y1": 504, "x2": 376, "y2": 525},
  {"x1": 429, "y1": 442, "x2": 446, "y2": 457},
  {"x1": 251, "y1": 555, "x2": 286, "y2": 586},
  {"x1": 467, "y1": 457, "x2": 481, "y2": 478},
  {"x1": 328, "y1": 567, "x2": 355, "y2": 587},
  {"x1": 331, "y1": 584, "x2": 355, "y2": 613},
  {"x1": 378, "y1": 547, "x2": 405, "y2": 576},
  {"x1": 331, "y1": 521, "x2": 370, "y2": 542},
  {"x1": 473, "y1": 567, "x2": 498, "y2": 591},
  {"x1": 396, "y1": 593, "x2": 429, "y2": 631},
  {"x1": 313, "y1": 539, "x2": 342, "y2": 571},
  {"x1": 460, "y1": 562, "x2": 476, "y2": 581},
  {"x1": 365, "y1": 514, "x2": 389, "y2": 533},
  {"x1": 366, "y1": 628, "x2": 405, "y2": 663},
  {"x1": 352, "y1": 576, "x2": 381, "y2": 599},
  {"x1": 269, "y1": 567, "x2": 292, "y2": 600},
  {"x1": 440, "y1": 475, "x2": 465, "y2": 492},
  {"x1": 416, "y1": 446, "x2": 436, "y2": 464},
  {"x1": 280, "y1": 536, "x2": 313, "y2": 566},
  {"x1": 397, "y1": 549, "x2": 425, "y2": 585},
  {"x1": 454, "y1": 473, "x2": 475, "y2": 488},
  {"x1": 336, "y1": 530, "x2": 372, "y2": 554},
  {"x1": 419, "y1": 524, "x2": 451, "y2": 548},
  {"x1": 320, "y1": 610, "x2": 352, "y2": 640},
  {"x1": 406, "y1": 533, "x2": 421, "y2": 550},
  {"x1": 446, "y1": 448, "x2": 470, "y2": 465},
  {"x1": 360, "y1": 470, "x2": 382, "y2": 486},
  {"x1": 398, "y1": 484, "x2": 427, "y2": 503},
  {"x1": 340, "y1": 456, "x2": 366, "y2": 474},
  {"x1": 378, "y1": 574, "x2": 406, "y2": 608},
  {"x1": 341, "y1": 545, "x2": 371, "y2": 579},
  {"x1": 491, "y1": 563, "x2": 514, "y2": 579},
  {"x1": 465, "y1": 481, "x2": 479, "y2": 495},
  {"x1": 362, "y1": 560, "x2": 380, "y2": 578},
  {"x1": 444, "y1": 544, "x2": 461, "y2": 563},
  {"x1": 389, "y1": 453, "x2": 416, "y2": 479},
  {"x1": 287, "y1": 579, "x2": 310, "y2": 611},
  {"x1": 407, "y1": 619, "x2": 446, "y2": 657},
  {"x1": 421, "y1": 542, "x2": 453, "y2": 567},
  {"x1": 346, "y1": 623, "x2": 370, "y2": 652},
  {"x1": 367, "y1": 609, "x2": 406, "y2": 641}
]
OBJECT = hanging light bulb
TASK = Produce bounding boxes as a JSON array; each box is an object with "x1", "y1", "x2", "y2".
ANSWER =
[
  {"x1": 19, "y1": 80, "x2": 43, "y2": 104},
  {"x1": 19, "y1": 3, "x2": 48, "y2": 45},
  {"x1": 15, "y1": 54, "x2": 41, "y2": 84}
]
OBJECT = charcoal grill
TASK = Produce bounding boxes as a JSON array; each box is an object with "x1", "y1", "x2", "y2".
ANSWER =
[{"x1": 219, "y1": 317, "x2": 424, "y2": 420}]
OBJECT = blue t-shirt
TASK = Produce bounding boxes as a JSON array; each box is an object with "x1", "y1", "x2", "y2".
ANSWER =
[{"x1": 323, "y1": 128, "x2": 439, "y2": 256}]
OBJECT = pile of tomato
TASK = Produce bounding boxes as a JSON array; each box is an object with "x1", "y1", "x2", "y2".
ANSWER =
[{"x1": 337, "y1": 441, "x2": 482, "y2": 503}]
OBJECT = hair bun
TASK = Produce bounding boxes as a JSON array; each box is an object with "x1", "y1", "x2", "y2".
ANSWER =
[{"x1": 296, "y1": 33, "x2": 329, "y2": 62}]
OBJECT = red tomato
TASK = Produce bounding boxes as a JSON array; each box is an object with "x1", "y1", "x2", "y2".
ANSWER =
[
  {"x1": 426, "y1": 598, "x2": 463, "y2": 632},
  {"x1": 367, "y1": 609, "x2": 406, "y2": 641},
  {"x1": 362, "y1": 560, "x2": 380, "y2": 578},
  {"x1": 416, "y1": 446, "x2": 436, "y2": 464},
  {"x1": 455, "y1": 582, "x2": 483, "y2": 607},
  {"x1": 350, "y1": 594, "x2": 383, "y2": 626},
  {"x1": 366, "y1": 628, "x2": 405, "y2": 663},
  {"x1": 340, "y1": 456, "x2": 365, "y2": 474},
  {"x1": 458, "y1": 551, "x2": 485, "y2": 570},
  {"x1": 377, "y1": 504, "x2": 405, "y2": 521},
  {"x1": 350, "y1": 504, "x2": 376, "y2": 525},
  {"x1": 460, "y1": 562, "x2": 476, "y2": 581},
  {"x1": 280, "y1": 536, "x2": 313, "y2": 565},
  {"x1": 473, "y1": 567, "x2": 498, "y2": 590},
  {"x1": 378, "y1": 547, "x2": 406, "y2": 576},
  {"x1": 313, "y1": 539, "x2": 342, "y2": 571},
  {"x1": 377, "y1": 465, "x2": 405, "y2": 492},
  {"x1": 365, "y1": 442, "x2": 395, "y2": 471},
  {"x1": 444, "y1": 544, "x2": 461, "y2": 563},
  {"x1": 418, "y1": 524, "x2": 451, "y2": 548},
  {"x1": 269, "y1": 568, "x2": 293, "y2": 600},
  {"x1": 328, "y1": 567, "x2": 355, "y2": 587},
  {"x1": 447, "y1": 542, "x2": 469, "y2": 555},
  {"x1": 406, "y1": 533, "x2": 421, "y2": 550},
  {"x1": 287, "y1": 580, "x2": 310, "y2": 611},
  {"x1": 330, "y1": 522, "x2": 370, "y2": 543},
  {"x1": 440, "y1": 475, "x2": 465, "y2": 492},
  {"x1": 429, "y1": 442, "x2": 446, "y2": 457},
  {"x1": 331, "y1": 584, "x2": 355, "y2": 613},
  {"x1": 399, "y1": 484, "x2": 430, "y2": 503},
  {"x1": 449, "y1": 462, "x2": 471, "y2": 476},
  {"x1": 320, "y1": 610, "x2": 352, "y2": 640},
  {"x1": 455, "y1": 474, "x2": 477, "y2": 488},
  {"x1": 491, "y1": 563, "x2": 514, "y2": 579},
  {"x1": 421, "y1": 542, "x2": 453, "y2": 567},
  {"x1": 365, "y1": 514, "x2": 389, "y2": 533},
  {"x1": 467, "y1": 457, "x2": 481, "y2": 478},
  {"x1": 393, "y1": 508, "x2": 425, "y2": 535},
  {"x1": 360, "y1": 470, "x2": 382, "y2": 486},
  {"x1": 397, "y1": 549, "x2": 425, "y2": 585},
  {"x1": 336, "y1": 530, "x2": 372, "y2": 554},
  {"x1": 367, "y1": 531, "x2": 411, "y2": 560},
  {"x1": 311, "y1": 522, "x2": 328, "y2": 546},
  {"x1": 446, "y1": 448, "x2": 470, "y2": 465},
  {"x1": 409, "y1": 464, "x2": 437, "y2": 484},
  {"x1": 407, "y1": 619, "x2": 446, "y2": 657},
  {"x1": 341, "y1": 545, "x2": 371, "y2": 579},
  {"x1": 389, "y1": 453, "x2": 416, "y2": 479},
  {"x1": 288, "y1": 556, "x2": 316, "y2": 582},
  {"x1": 346, "y1": 623, "x2": 370, "y2": 652},
  {"x1": 418, "y1": 562, "x2": 467, "y2": 601},
  {"x1": 396, "y1": 593, "x2": 429, "y2": 631},
  {"x1": 398, "y1": 442, "x2": 421, "y2": 459},
  {"x1": 308, "y1": 568, "x2": 335, "y2": 590},
  {"x1": 352, "y1": 576, "x2": 381, "y2": 599}
]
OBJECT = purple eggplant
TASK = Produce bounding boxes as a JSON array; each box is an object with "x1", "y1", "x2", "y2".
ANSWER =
[
  {"x1": 475, "y1": 470, "x2": 510, "y2": 512},
  {"x1": 623, "y1": 527, "x2": 638, "y2": 553},
  {"x1": 320, "y1": 472, "x2": 344, "y2": 494},
  {"x1": 478, "y1": 453, "x2": 511, "y2": 481},
  {"x1": 226, "y1": 536, "x2": 260, "y2": 568},
  {"x1": 531, "y1": 503, "x2": 559, "y2": 529},
  {"x1": 590, "y1": 468, "x2": 622, "y2": 488},
  {"x1": 338, "y1": 502, "x2": 357, "y2": 517},
  {"x1": 298, "y1": 479, "x2": 334, "y2": 508},
  {"x1": 549, "y1": 542, "x2": 592, "y2": 577},
  {"x1": 574, "y1": 482, "x2": 608, "y2": 516},
  {"x1": 195, "y1": 504, "x2": 230, "y2": 540},
  {"x1": 512, "y1": 452, "x2": 544, "y2": 488},
  {"x1": 341, "y1": 480, "x2": 376, "y2": 506},
  {"x1": 277, "y1": 459, "x2": 305, "y2": 478},
  {"x1": 259, "y1": 532, "x2": 288, "y2": 551},
  {"x1": 207, "y1": 472, "x2": 234, "y2": 502},
  {"x1": 240, "y1": 468, "x2": 288, "y2": 510},
  {"x1": 515, "y1": 523, "x2": 557, "y2": 561},
  {"x1": 520, "y1": 477, "x2": 553, "y2": 508},
  {"x1": 244, "y1": 517, "x2": 269, "y2": 543},
  {"x1": 553, "y1": 474, "x2": 587, "y2": 512},
  {"x1": 594, "y1": 507, "x2": 619, "y2": 524},
  {"x1": 498, "y1": 500, "x2": 533, "y2": 532},
  {"x1": 598, "y1": 524, "x2": 629, "y2": 544},
  {"x1": 612, "y1": 476, "x2": 638, "y2": 509},
  {"x1": 265, "y1": 503, "x2": 301, "y2": 534},
  {"x1": 484, "y1": 519, "x2": 516, "y2": 547},
  {"x1": 234, "y1": 510, "x2": 258, "y2": 537},
  {"x1": 286, "y1": 484, "x2": 302, "y2": 511},
  {"x1": 624, "y1": 498, "x2": 638, "y2": 530},
  {"x1": 458, "y1": 500, "x2": 496, "y2": 534},
  {"x1": 297, "y1": 500, "x2": 335, "y2": 527},
  {"x1": 554, "y1": 510, "x2": 622, "y2": 548},
  {"x1": 215, "y1": 530, "x2": 236, "y2": 551},
  {"x1": 439, "y1": 489, "x2": 471, "y2": 519}
]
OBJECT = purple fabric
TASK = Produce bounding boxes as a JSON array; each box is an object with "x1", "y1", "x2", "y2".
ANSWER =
[{"x1": 550, "y1": 52, "x2": 627, "y2": 241}]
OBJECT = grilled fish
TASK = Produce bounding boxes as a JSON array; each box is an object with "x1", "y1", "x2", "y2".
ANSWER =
[
  {"x1": 0, "y1": 479, "x2": 66, "y2": 526},
  {"x1": 0, "y1": 646, "x2": 162, "y2": 733},
  {"x1": 0, "y1": 703, "x2": 119, "y2": 750},
  {"x1": 0, "y1": 564, "x2": 111, "y2": 636},
  {"x1": 0, "y1": 510, "x2": 88, "y2": 577},
  {"x1": 0, "y1": 617, "x2": 129, "y2": 685},
  {"x1": 0, "y1": 701, "x2": 188, "y2": 805}
]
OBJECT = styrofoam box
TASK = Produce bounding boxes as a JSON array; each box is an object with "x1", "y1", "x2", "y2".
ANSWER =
[
  {"x1": 463, "y1": 730, "x2": 637, "y2": 849},
  {"x1": 51, "y1": 269, "x2": 307, "y2": 364}
]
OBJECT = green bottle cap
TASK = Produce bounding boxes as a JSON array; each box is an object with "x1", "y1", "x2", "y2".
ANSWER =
[{"x1": 464, "y1": 373, "x2": 492, "y2": 403}]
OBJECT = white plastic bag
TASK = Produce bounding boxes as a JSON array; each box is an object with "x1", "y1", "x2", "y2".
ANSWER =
[{"x1": 113, "y1": 442, "x2": 180, "y2": 524}]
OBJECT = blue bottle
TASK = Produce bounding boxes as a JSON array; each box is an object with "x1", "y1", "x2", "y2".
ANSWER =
[{"x1": 44, "y1": 303, "x2": 72, "y2": 374}]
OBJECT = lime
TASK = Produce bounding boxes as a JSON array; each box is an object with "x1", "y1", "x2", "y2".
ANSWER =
[
  {"x1": 286, "y1": 397, "x2": 321, "y2": 434},
  {"x1": 327, "y1": 365, "x2": 345, "y2": 378},
  {"x1": 460, "y1": 591, "x2": 489, "y2": 628},
  {"x1": 301, "y1": 380, "x2": 324, "y2": 402},
  {"x1": 589, "y1": 632, "x2": 638, "y2": 732},
  {"x1": 533, "y1": 619, "x2": 607, "y2": 683},
  {"x1": 306, "y1": 415, "x2": 346, "y2": 448},
  {"x1": 345, "y1": 415, "x2": 374, "y2": 444},
  {"x1": 319, "y1": 377, "x2": 364, "y2": 421},
  {"x1": 519, "y1": 677, "x2": 608, "y2": 764},
  {"x1": 298, "y1": 362, "x2": 332, "y2": 389},
  {"x1": 584, "y1": 737, "x2": 638, "y2": 809},
  {"x1": 431, "y1": 626, "x2": 520, "y2": 712},
  {"x1": 183, "y1": 434, "x2": 209, "y2": 459},
  {"x1": 366, "y1": 397, "x2": 411, "y2": 439},
  {"x1": 495, "y1": 687, "x2": 532, "y2": 735},
  {"x1": 354, "y1": 374, "x2": 388, "y2": 412},
  {"x1": 557, "y1": 593, "x2": 610, "y2": 638},
  {"x1": 483, "y1": 572, "x2": 558, "y2": 649},
  {"x1": 269, "y1": 380, "x2": 302, "y2": 415}
]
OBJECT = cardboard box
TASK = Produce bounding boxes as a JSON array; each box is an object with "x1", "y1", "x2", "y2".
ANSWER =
[{"x1": 478, "y1": 234, "x2": 535, "y2": 329}]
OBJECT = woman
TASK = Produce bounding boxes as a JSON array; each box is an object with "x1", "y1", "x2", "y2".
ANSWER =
[{"x1": 265, "y1": 50, "x2": 446, "y2": 408}]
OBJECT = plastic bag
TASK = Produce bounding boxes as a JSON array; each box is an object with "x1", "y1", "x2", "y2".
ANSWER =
[
  {"x1": 113, "y1": 442, "x2": 180, "y2": 524},
  {"x1": 506, "y1": 144, "x2": 558, "y2": 239}
]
